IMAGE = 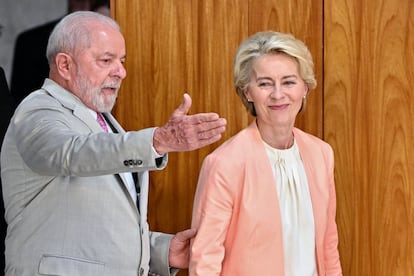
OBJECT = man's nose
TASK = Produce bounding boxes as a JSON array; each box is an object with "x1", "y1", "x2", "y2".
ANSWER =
[{"x1": 111, "y1": 61, "x2": 127, "y2": 79}]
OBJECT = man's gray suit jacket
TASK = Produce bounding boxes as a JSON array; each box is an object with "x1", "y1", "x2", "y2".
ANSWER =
[{"x1": 1, "y1": 79, "x2": 174, "y2": 276}]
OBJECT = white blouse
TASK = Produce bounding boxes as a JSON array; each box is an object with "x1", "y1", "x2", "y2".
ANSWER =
[{"x1": 264, "y1": 140, "x2": 317, "y2": 276}]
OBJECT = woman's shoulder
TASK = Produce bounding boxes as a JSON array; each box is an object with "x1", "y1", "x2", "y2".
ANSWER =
[
  {"x1": 210, "y1": 125, "x2": 258, "y2": 155},
  {"x1": 294, "y1": 128, "x2": 332, "y2": 148},
  {"x1": 293, "y1": 128, "x2": 334, "y2": 163}
]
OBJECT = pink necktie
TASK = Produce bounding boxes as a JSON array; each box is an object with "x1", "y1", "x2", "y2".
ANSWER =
[{"x1": 96, "y1": 113, "x2": 108, "y2": 133}]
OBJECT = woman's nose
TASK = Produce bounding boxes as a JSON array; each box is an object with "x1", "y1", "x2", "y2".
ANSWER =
[{"x1": 270, "y1": 85, "x2": 283, "y2": 98}]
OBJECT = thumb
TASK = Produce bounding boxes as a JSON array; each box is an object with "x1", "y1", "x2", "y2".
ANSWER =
[
  {"x1": 172, "y1": 228, "x2": 197, "y2": 244},
  {"x1": 174, "y1": 93, "x2": 192, "y2": 116},
  {"x1": 176, "y1": 228, "x2": 197, "y2": 240}
]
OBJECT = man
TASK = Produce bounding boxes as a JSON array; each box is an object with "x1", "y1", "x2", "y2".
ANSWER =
[{"x1": 1, "y1": 11, "x2": 226, "y2": 276}]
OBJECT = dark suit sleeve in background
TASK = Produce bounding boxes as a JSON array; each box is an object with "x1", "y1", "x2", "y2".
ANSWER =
[
  {"x1": 0, "y1": 66, "x2": 13, "y2": 276},
  {"x1": 10, "y1": 19, "x2": 60, "y2": 105}
]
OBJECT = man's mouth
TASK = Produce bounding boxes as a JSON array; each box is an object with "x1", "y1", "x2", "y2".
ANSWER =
[{"x1": 101, "y1": 84, "x2": 120, "y2": 94}]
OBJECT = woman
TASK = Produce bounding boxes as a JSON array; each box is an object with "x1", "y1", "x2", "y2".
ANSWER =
[{"x1": 190, "y1": 31, "x2": 342, "y2": 275}]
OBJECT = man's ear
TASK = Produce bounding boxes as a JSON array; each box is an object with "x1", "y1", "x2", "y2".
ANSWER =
[{"x1": 55, "y1": 53, "x2": 73, "y2": 80}]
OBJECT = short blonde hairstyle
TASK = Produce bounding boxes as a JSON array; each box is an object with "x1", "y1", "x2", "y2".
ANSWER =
[{"x1": 233, "y1": 31, "x2": 317, "y2": 116}]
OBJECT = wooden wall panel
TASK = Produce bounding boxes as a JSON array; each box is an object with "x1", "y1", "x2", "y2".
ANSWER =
[{"x1": 324, "y1": 0, "x2": 414, "y2": 275}]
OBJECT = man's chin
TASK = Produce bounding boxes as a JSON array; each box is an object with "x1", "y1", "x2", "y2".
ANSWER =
[
  {"x1": 100, "y1": 104, "x2": 115, "y2": 113},
  {"x1": 95, "y1": 99, "x2": 116, "y2": 113}
]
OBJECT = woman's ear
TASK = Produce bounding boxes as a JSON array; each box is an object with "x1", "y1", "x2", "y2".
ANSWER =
[
  {"x1": 304, "y1": 85, "x2": 309, "y2": 97},
  {"x1": 244, "y1": 89, "x2": 252, "y2": 102},
  {"x1": 55, "y1": 53, "x2": 73, "y2": 80}
]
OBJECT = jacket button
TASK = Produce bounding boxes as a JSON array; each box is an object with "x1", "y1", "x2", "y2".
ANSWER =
[{"x1": 139, "y1": 267, "x2": 144, "y2": 275}]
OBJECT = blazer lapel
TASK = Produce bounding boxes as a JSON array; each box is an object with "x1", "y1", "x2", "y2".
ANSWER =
[{"x1": 293, "y1": 128, "x2": 327, "y2": 264}]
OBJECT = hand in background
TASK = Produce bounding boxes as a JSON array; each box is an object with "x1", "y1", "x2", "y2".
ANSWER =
[{"x1": 153, "y1": 93, "x2": 227, "y2": 155}]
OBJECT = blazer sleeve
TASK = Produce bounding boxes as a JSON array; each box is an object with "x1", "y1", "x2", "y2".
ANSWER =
[
  {"x1": 12, "y1": 94, "x2": 165, "y2": 176},
  {"x1": 149, "y1": 232, "x2": 179, "y2": 276},
  {"x1": 190, "y1": 153, "x2": 235, "y2": 275},
  {"x1": 323, "y1": 144, "x2": 343, "y2": 275}
]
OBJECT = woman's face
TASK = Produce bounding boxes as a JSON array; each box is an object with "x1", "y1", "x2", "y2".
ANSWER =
[{"x1": 245, "y1": 53, "x2": 308, "y2": 130}]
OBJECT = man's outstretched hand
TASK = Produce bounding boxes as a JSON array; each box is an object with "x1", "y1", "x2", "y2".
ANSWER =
[
  {"x1": 169, "y1": 228, "x2": 197, "y2": 269},
  {"x1": 153, "y1": 93, "x2": 227, "y2": 155}
]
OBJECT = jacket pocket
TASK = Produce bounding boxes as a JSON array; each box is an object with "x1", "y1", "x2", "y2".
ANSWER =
[{"x1": 38, "y1": 254, "x2": 105, "y2": 275}]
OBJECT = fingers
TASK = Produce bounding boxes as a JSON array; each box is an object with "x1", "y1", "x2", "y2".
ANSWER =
[
  {"x1": 191, "y1": 118, "x2": 227, "y2": 141},
  {"x1": 190, "y1": 133, "x2": 223, "y2": 150},
  {"x1": 186, "y1": 112, "x2": 220, "y2": 123},
  {"x1": 153, "y1": 113, "x2": 227, "y2": 154},
  {"x1": 178, "y1": 115, "x2": 227, "y2": 150},
  {"x1": 153, "y1": 93, "x2": 227, "y2": 154},
  {"x1": 184, "y1": 114, "x2": 227, "y2": 141}
]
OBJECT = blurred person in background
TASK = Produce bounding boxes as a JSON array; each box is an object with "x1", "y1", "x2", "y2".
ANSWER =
[
  {"x1": 9, "y1": 0, "x2": 109, "y2": 107},
  {"x1": 92, "y1": 0, "x2": 110, "y2": 16}
]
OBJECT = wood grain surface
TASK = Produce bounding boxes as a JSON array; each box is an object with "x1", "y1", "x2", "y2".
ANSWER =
[{"x1": 324, "y1": 0, "x2": 414, "y2": 275}]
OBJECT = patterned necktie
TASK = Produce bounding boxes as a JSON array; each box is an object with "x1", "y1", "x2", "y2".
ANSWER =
[{"x1": 96, "y1": 113, "x2": 108, "y2": 133}]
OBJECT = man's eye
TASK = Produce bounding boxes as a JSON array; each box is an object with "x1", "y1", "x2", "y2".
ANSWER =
[{"x1": 99, "y1": 59, "x2": 112, "y2": 65}]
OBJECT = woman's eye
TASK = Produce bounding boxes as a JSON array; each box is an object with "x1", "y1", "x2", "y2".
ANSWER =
[
  {"x1": 283, "y1": 80, "x2": 296, "y2": 86},
  {"x1": 258, "y1": 82, "x2": 272, "y2": 87}
]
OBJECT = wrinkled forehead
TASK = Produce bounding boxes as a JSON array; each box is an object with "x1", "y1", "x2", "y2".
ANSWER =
[{"x1": 77, "y1": 21, "x2": 124, "y2": 50}]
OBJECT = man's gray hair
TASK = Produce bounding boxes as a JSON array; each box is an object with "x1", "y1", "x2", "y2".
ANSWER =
[{"x1": 46, "y1": 11, "x2": 120, "y2": 65}]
